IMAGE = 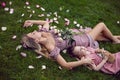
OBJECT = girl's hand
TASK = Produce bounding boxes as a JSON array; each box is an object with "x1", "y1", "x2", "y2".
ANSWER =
[
  {"x1": 23, "y1": 20, "x2": 33, "y2": 27},
  {"x1": 81, "y1": 57, "x2": 92, "y2": 65},
  {"x1": 103, "y1": 55, "x2": 108, "y2": 61}
]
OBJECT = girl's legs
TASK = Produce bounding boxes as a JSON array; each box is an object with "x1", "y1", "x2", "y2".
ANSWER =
[{"x1": 88, "y1": 22, "x2": 120, "y2": 43}]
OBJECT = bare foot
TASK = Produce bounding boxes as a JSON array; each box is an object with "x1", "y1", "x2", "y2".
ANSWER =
[
  {"x1": 113, "y1": 36, "x2": 120, "y2": 44},
  {"x1": 114, "y1": 36, "x2": 120, "y2": 40}
]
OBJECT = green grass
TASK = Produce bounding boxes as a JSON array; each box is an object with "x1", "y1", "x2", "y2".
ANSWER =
[{"x1": 0, "y1": 0, "x2": 120, "y2": 80}]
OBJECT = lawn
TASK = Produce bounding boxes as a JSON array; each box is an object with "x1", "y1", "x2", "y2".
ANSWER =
[{"x1": 0, "y1": 0, "x2": 120, "y2": 80}]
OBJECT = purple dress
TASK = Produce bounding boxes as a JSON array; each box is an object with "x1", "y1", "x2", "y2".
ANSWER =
[
  {"x1": 39, "y1": 28, "x2": 99, "y2": 59},
  {"x1": 87, "y1": 47, "x2": 120, "y2": 74}
]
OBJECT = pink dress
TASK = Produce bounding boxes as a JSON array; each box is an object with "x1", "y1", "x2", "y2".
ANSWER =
[{"x1": 87, "y1": 47, "x2": 120, "y2": 74}]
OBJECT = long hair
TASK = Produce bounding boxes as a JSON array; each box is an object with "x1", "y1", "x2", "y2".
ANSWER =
[{"x1": 21, "y1": 34, "x2": 50, "y2": 58}]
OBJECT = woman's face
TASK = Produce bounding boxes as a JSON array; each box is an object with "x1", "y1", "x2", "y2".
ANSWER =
[{"x1": 27, "y1": 30, "x2": 42, "y2": 39}]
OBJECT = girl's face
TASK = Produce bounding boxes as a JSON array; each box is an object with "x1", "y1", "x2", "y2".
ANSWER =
[
  {"x1": 73, "y1": 46, "x2": 87, "y2": 57},
  {"x1": 27, "y1": 30, "x2": 42, "y2": 39}
]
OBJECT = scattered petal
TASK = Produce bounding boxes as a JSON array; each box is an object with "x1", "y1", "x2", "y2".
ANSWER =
[
  {"x1": 38, "y1": 25, "x2": 42, "y2": 29},
  {"x1": 58, "y1": 66, "x2": 62, "y2": 70},
  {"x1": 36, "y1": 4, "x2": 40, "y2": 8},
  {"x1": 53, "y1": 26, "x2": 57, "y2": 28},
  {"x1": 20, "y1": 52, "x2": 27, "y2": 57},
  {"x1": 4, "y1": 7, "x2": 9, "y2": 11},
  {"x1": 41, "y1": 65, "x2": 46, "y2": 70},
  {"x1": 40, "y1": 7, "x2": 45, "y2": 11},
  {"x1": 21, "y1": 13, "x2": 25, "y2": 17},
  {"x1": 54, "y1": 21, "x2": 59, "y2": 24},
  {"x1": 28, "y1": 65, "x2": 34, "y2": 69},
  {"x1": 53, "y1": 17, "x2": 57, "y2": 21},
  {"x1": 49, "y1": 19, "x2": 53, "y2": 23},
  {"x1": 65, "y1": 21, "x2": 70, "y2": 26},
  {"x1": 50, "y1": 26, "x2": 54, "y2": 29},
  {"x1": 76, "y1": 24, "x2": 80, "y2": 27},
  {"x1": 80, "y1": 26, "x2": 83, "y2": 29},
  {"x1": 25, "y1": 1, "x2": 29, "y2": 5},
  {"x1": 46, "y1": 14, "x2": 50, "y2": 17},
  {"x1": 9, "y1": 8, "x2": 14, "y2": 14},
  {"x1": 54, "y1": 29, "x2": 58, "y2": 33},
  {"x1": 53, "y1": 12, "x2": 57, "y2": 17},
  {"x1": 17, "y1": 19, "x2": 22, "y2": 23},
  {"x1": 117, "y1": 21, "x2": 120, "y2": 24},
  {"x1": 58, "y1": 16, "x2": 61, "y2": 18},
  {"x1": 73, "y1": 21, "x2": 77, "y2": 24},
  {"x1": 1, "y1": 26, "x2": 6, "y2": 31},
  {"x1": 64, "y1": 18, "x2": 70, "y2": 26},
  {"x1": 58, "y1": 33, "x2": 61, "y2": 36},
  {"x1": 16, "y1": 45, "x2": 22, "y2": 50},
  {"x1": 9, "y1": 1, "x2": 12, "y2": 5},
  {"x1": 36, "y1": 55, "x2": 42, "y2": 59},
  {"x1": 1, "y1": 27, "x2": 7, "y2": 31},
  {"x1": 27, "y1": 6, "x2": 31, "y2": 9},
  {"x1": 32, "y1": 10, "x2": 35, "y2": 14},
  {"x1": 12, "y1": 35, "x2": 17, "y2": 39},
  {"x1": 62, "y1": 49, "x2": 67, "y2": 53},
  {"x1": 66, "y1": 9, "x2": 70, "y2": 13},
  {"x1": 59, "y1": 7, "x2": 63, "y2": 11},
  {"x1": 38, "y1": 14, "x2": 44, "y2": 17},
  {"x1": 29, "y1": 14, "x2": 32, "y2": 18}
]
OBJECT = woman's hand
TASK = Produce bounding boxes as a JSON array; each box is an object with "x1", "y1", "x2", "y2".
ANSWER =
[{"x1": 23, "y1": 20, "x2": 33, "y2": 27}]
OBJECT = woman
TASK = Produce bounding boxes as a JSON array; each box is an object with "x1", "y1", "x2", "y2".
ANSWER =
[
  {"x1": 21, "y1": 20, "x2": 120, "y2": 69},
  {"x1": 72, "y1": 46, "x2": 120, "y2": 74}
]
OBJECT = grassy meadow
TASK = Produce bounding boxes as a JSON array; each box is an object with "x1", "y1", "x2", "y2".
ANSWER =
[{"x1": 0, "y1": 0, "x2": 120, "y2": 80}]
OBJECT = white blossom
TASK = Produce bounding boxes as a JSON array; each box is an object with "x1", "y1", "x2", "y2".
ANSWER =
[
  {"x1": 36, "y1": 55, "x2": 42, "y2": 59},
  {"x1": 73, "y1": 21, "x2": 77, "y2": 24},
  {"x1": 25, "y1": 1, "x2": 29, "y2": 5},
  {"x1": 41, "y1": 65, "x2": 46, "y2": 70},
  {"x1": 63, "y1": 49, "x2": 67, "y2": 53},
  {"x1": 66, "y1": 9, "x2": 70, "y2": 13},
  {"x1": 54, "y1": 21, "x2": 59, "y2": 24},
  {"x1": 36, "y1": 5, "x2": 40, "y2": 8},
  {"x1": 58, "y1": 66, "x2": 62, "y2": 70},
  {"x1": 27, "y1": 6, "x2": 31, "y2": 9},
  {"x1": 76, "y1": 24, "x2": 80, "y2": 27},
  {"x1": 20, "y1": 52, "x2": 27, "y2": 57},
  {"x1": 12, "y1": 35, "x2": 17, "y2": 39},
  {"x1": 9, "y1": 1, "x2": 12, "y2": 5},
  {"x1": 1, "y1": 27, "x2": 7, "y2": 31},
  {"x1": 4, "y1": 7, "x2": 9, "y2": 11},
  {"x1": 21, "y1": 13, "x2": 24, "y2": 17},
  {"x1": 32, "y1": 10, "x2": 35, "y2": 14},
  {"x1": 117, "y1": 21, "x2": 120, "y2": 24},
  {"x1": 28, "y1": 65, "x2": 34, "y2": 69},
  {"x1": 16, "y1": 45, "x2": 22, "y2": 50},
  {"x1": 9, "y1": 8, "x2": 14, "y2": 14},
  {"x1": 40, "y1": 7, "x2": 45, "y2": 11}
]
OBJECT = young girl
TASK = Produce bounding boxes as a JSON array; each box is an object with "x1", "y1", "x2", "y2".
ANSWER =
[{"x1": 72, "y1": 46, "x2": 120, "y2": 74}]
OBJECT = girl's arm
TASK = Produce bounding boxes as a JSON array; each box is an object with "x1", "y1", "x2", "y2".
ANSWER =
[
  {"x1": 23, "y1": 20, "x2": 50, "y2": 30},
  {"x1": 56, "y1": 54, "x2": 92, "y2": 69},
  {"x1": 90, "y1": 56, "x2": 108, "y2": 71}
]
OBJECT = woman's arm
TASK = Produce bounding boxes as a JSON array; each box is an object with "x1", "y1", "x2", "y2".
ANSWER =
[
  {"x1": 56, "y1": 54, "x2": 92, "y2": 69},
  {"x1": 23, "y1": 20, "x2": 50, "y2": 30}
]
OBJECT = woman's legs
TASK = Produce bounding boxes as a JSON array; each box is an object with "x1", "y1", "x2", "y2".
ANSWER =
[{"x1": 88, "y1": 22, "x2": 120, "y2": 43}]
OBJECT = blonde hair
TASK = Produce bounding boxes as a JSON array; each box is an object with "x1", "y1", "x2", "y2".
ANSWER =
[{"x1": 21, "y1": 35, "x2": 50, "y2": 58}]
